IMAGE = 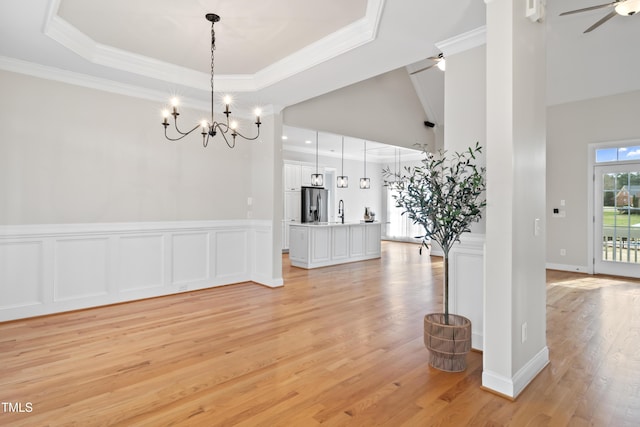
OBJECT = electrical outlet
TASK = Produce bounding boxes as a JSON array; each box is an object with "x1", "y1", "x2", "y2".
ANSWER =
[
  {"x1": 522, "y1": 322, "x2": 528, "y2": 343},
  {"x1": 560, "y1": 249, "x2": 566, "y2": 256}
]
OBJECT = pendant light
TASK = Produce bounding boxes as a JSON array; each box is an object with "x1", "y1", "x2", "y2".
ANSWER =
[
  {"x1": 311, "y1": 131, "x2": 324, "y2": 187},
  {"x1": 337, "y1": 136, "x2": 348, "y2": 188},
  {"x1": 360, "y1": 140, "x2": 370, "y2": 189}
]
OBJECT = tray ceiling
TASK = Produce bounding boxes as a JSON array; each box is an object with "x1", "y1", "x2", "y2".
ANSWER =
[{"x1": 57, "y1": 0, "x2": 368, "y2": 75}]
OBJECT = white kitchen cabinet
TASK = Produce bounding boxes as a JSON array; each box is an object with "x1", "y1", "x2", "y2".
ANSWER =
[
  {"x1": 284, "y1": 191, "x2": 301, "y2": 222},
  {"x1": 282, "y1": 191, "x2": 301, "y2": 250},
  {"x1": 284, "y1": 163, "x2": 301, "y2": 191},
  {"x1": 349, "y1": 225, "x2": 365, "y2": 257},
  {"x1": 284, "y1": 162, "x2": 319, "y2": 191},
  {"x1": 310, "y1": 227, "x2": 331, "y2": 263},
  {"x1": 289, "y1": 222, "x2": 381, "y2": 269},
  {"x1": 331, "y1": 226, "x2": 349, "y2": 260},
  {"x1": 365, "y1": 224, "x2": 382, "y2": 257},
  {"x1": 289, "y1": 226, "x2": 308, "y2": 264}
]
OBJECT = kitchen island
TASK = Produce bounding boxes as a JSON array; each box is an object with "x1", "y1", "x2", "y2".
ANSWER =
[{"x1": 288, "y1": 222, "x2": 381, "y2": 269}]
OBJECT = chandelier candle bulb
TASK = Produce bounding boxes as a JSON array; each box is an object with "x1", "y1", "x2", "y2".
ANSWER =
[{"x1": 224, "y1": 96, "x2": 231, "y2": 117}]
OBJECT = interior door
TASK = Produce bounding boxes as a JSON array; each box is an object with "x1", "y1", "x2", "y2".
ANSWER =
[{"x1": 594, "y1": 164, "x2": 640, "y2": 277}]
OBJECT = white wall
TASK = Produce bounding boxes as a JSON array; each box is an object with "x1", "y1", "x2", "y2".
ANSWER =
[
  {"x1": 0, "y1": 70, "x2": 256, "y2": 224},
  {"x1": 283, "y1": 67, "x2": 434, "y2": 151},
  {"x1": 546, "y1": 89, "x2": 640, "y2": 270}
]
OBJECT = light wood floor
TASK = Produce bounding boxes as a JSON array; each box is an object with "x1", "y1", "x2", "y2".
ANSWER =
[{"x1": 1, "y1": 241, "x2": 639, "y2": 426}]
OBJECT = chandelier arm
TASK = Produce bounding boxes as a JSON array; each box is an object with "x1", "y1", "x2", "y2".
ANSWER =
[
  {"x1": 164, "y1": 127, "x2": 190, "y2": 142},
  {"x1": 173, "y1": 116, "x2": 200, "y2": 136},
  {"x1": 231, "y1": 126, "x2": 261, "y2": 141},
  {"x1": 164, "y1": 123, "x2": 200, "y2": 141},
  {"x1": 213, "y1": 122, "x2": 235, "y2": 148},
  {"x1": 215, "y1": 121, "x2": 230, "y2": 133}
]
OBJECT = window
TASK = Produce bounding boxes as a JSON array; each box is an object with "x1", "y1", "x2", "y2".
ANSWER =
[
  {"x1": 596, "y1": 145, "x2": 640, "y2": 163},
  {"x1": 384, "y1": 187, "x2": 423, "y2": 242}
]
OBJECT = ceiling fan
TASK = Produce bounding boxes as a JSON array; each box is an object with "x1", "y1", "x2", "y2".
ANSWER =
[
  {"x1": 409, "y1": 53, "x2": 445, "y2": 75},
  {"x1": 560, "y1": 0, "x2": 640, "y2": 33}
]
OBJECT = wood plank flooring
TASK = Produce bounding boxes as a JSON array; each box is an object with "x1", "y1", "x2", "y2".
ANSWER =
[{"x1": 1, "y1": 241, "x2": 639, "y2": 426}]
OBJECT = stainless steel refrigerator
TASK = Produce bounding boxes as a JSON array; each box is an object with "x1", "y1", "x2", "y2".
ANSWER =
[{"x1": 301, "y1": 186, "x2": 328, "y2": 223}]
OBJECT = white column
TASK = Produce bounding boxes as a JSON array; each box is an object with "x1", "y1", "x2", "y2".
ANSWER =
[
  {"x1": 250, "y1": 108, "x2": 284, "y2": 287},
  {"x1": 483, "y1": 0, "x2": 548, "y2": 398}
]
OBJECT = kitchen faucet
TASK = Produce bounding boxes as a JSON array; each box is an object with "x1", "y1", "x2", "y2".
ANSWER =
[{"x1": 338, "y1": 199, "x2": 344, "y2": 224}]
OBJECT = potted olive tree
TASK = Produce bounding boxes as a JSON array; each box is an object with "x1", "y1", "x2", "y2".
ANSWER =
[{"x1": 383, "y1": 142, "x2": 486, "y2": 372}]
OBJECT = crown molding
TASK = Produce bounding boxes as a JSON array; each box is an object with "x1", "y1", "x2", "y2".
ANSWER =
[
  {"x1": 0, "y1": 55, "x2": 184, "y2": 104},
  {"x1": 0, "y1": 55, "x2": 276, "y2": 118},
  {"x1": 436, "y1": 26, "x2": 486, "y2": 57},
  {"x1": 43, "y1": 0, "x2": 384, "y2": 93}
]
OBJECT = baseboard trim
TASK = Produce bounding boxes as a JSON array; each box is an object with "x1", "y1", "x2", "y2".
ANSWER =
[
  {"x1": 482, "y1": 346, "x2": 549, "y2": 399},
  {"x1": 545, "y1": 263, "x2": 589, "y2": 274}
]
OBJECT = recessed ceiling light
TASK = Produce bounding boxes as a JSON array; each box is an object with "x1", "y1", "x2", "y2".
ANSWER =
[
  {"x1": 305, "y1": 140, "x2": 312, "y2": 144},
  {"x1": 281, "y1": 135, "x2": 288, "y2": 140}
]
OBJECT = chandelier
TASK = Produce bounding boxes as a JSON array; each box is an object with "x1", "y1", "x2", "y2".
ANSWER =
[{"x1": 161, "y1": 13, "x2": 261, "y2": 148}]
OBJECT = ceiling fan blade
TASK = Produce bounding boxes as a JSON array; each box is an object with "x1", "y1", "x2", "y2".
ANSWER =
[
  {"x1": 409, "y1": 64, "x2": 436, "y2": 75},
  {"x1": 584, "y1": 10, "x2": 618, "y2": 32},
  {"x1": 559, "y1": 1, "x2": 618, "y2": 16}
]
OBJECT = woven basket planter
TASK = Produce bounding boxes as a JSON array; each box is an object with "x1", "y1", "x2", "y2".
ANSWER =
[{"x1": 424, "y1": 313, "x2": 472, "y2": 372}]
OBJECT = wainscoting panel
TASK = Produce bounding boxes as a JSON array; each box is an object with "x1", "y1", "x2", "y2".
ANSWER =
[
  {"x1": 449, "y1": 233, "x2": 485, "y2": 351},
  {"x1": 118, "y1": 235, "x2": 164, "y2": 292},
  {"x1": 172, "y1": 232, "x2": 210, "y2": 285},
  {"x1": 214, "y1": 229, "x2": 248, "y2": 282},
  {"x1": 0, "y1": 220, "x2": 279, "y2": 321},
  {"x1": 0, "y1": 240, "x2": 43, "y2": 309},
  {"x1": 54, "y1": 238, "x2": 110, "y2": 302}
]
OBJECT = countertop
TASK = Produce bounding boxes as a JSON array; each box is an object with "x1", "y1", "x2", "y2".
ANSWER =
[{"x1": 290, "y1": 221, "x2": 380, "y2": 227}]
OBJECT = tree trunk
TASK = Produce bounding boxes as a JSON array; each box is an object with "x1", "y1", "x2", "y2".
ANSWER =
[{"x1": 443, "y1": 254, "x2": 449, "y2": 325}]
